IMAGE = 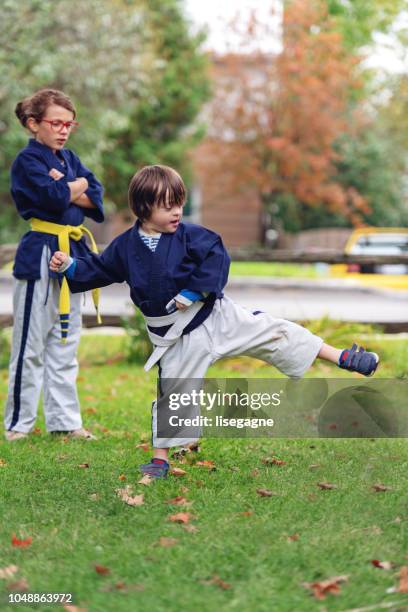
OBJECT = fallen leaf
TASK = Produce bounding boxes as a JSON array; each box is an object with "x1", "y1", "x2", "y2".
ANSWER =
[
  {"x1": 195, "y1": 460, "x2": 216, "y2": 470},
  {"x1": 182, "y1": 524, "x2": 198, "y2": 533},
  {"x1": 371, "y1": 560, "x2": 393, "y2": 570},
  {"x1": 317, "y1": 482, "x2": 337, "y2": 490},
  {"x1": 89, "y1": 493, "x2": 100, "y2": 501},
  {"x1": 116, "y1": 486, "x2": 144, "y2": 507},
  {"x1": 6, "y1": 578, "x2": 29, "y2": 591},
  {"x1": 262, "y1": 457, "x2": 286, "y2": 466},
  {"x1": 118, "y1": 474, "x2": 126, "y2": 481},
  {"x1": 166, "y1": 496, "x2": 191, "y2": 506},
  {"x1": 0, "y1": 459, "x2": 7, "y2": 467},
  {"x1": 11, "y1": 535, "x2": 32, "y2": 548},
  {"x1": 238, "y1": 511, "x2": 253, "y2": 517},
  {"x1": 94, "y1": 564, "x2": 110, "y2": 576},
  {"x1": 398, "y1": 566, "x2": 408, "y2": 593},
  {"x1": 372, "y1": 484, "x2": 392, "y2": 492},
  {"x1": 179, "y1": 486, "x2": 189, "y2": 493},
  {"x1": 168, "y1": 512, "x2": 195, "y2": 524},
  {"x1": 84, "y1": 395, "x2": 96, "y2": 402},
  {"x1": 309, "y1": 464, "x2": 321, "y2": 470},
  {"x1": 138, "y1": 475, "x2": 153, "y2": 486},
  {"x1": 200, "y1": 575, "x2": 231, "y2": 590},
  {"x1": 170, "y1": 467, "x2": 187, "y2": 477},
  {"x1": 136, "y1": 443, "x2": 150, "y2": 452},
  {"x1": 287, "y1": 533, "x2": 300, "y2": 542},
  {"x1": 256, "y1": 488, "x2": 278, "y2": 497},
  {"x1": 63, "y1": 605, "x2": 88, "y2": 612},
  {"x1": 303, "y1": 575, "x2": 348, "y2": 600},
  {"x1": 0, "y1": 565, "x2": 18, "y2": 579},
  {"x1": 78, "y1": 463, "x2": 90, "y2": 469},
  {"x1": 250, "y1": 469, "x2": 260, "y2": 477},
  {"x1": 158, "y1": 537, "x2": 178, "y2": 548},
  {"x1": 33, "y1": 427, "x2": 42, "y2": 435},
  {"x1": 85, "y1": 407, "x2": 97, "y2": 414}
]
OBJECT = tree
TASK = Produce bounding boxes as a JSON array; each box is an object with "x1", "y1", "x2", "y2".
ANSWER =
[
  {"x1": 197, "y1": 0, "x2": 370, "y2": 238},
  {"x1": 101, "y1": 0, "x2": 210, "y2": 208},
  {"x1": 0, "y1": 0, "x2": 209, "y2": 239}
]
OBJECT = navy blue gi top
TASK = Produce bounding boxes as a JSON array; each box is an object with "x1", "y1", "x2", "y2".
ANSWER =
[
  {"x1": 11, "y1": 138, "x2": 104, "y2": 280},
  {"x1": 67, "y1": 221, "x2": 231, "y2": 336}
]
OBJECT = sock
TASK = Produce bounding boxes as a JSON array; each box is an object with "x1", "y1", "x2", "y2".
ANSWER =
[
  {"x1": 151, "y1": 457, "x2": 169, "y2": 466},
  {"x1": 338, "y1": 349, "x2": 349, "y2": 366}
]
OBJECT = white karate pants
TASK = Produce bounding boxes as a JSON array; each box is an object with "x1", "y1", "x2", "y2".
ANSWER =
[
  {"x1": 152, "y1": 295, "x2": 323, "y2": 448},
  {"x1": 4, "y1": 247, "x2": 83, "y2": 433}
]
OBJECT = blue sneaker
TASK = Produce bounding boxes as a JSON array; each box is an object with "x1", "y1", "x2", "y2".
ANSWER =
[
  {"x1": 139, "y1": 458, "x2": 169, "y2": 479},
  {"x1": 338, "y1": 344, "x2": 379, "y2": 376}
]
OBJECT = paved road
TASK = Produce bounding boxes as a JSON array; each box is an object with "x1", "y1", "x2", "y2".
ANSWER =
[{"x1": 1, "y1": 273, "x2": 407, "y2": 325}]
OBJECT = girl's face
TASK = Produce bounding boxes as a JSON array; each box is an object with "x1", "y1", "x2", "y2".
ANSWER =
[
  {"x1": 142, "y1": 201, "x2": 184, "y2": 234},
  {"x1": 27, "y1": 104, "x2": 75, "y2": 153}
]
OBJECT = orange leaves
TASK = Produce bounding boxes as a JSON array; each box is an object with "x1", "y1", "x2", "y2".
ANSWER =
[
  {"x1": 135, "y1": 442, "x2": 150, "y2": 452},
  {"x1": 195, "y1": 460, "x2": 216, "y2": 471},
  {"x1": 303, "y1": 575, "x2": 348, "y2": 600},
  {"x1": 371, "y1": 560, "x2": 393, "y2": 570},
  {"x1": 200, "y1": 575, "x2": 232, "y2": 590},
  {"x1": 94, "y1": 564, "x2": 110, "y2": 576},
  {"x1": 262, "y1": 457, "x2": 286, "y2": 466},
  {"x1": 398, "y1": 566, "x2": 408, "y2": 594},
  {"x1": 166, "y1": 496, "x2": 192, "y2": 507},
  {"x1": 11, "y1": 535, "x2": 32, "y2": 548},
  {"x1": 168, "y1": 512, "x2": 195, "y2": 524}
]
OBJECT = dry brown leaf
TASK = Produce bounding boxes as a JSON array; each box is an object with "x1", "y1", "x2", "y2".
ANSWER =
[
  {"x1": 0, "y1": 459, "x2": 7, "y2": 467},
  {"x1": 138, "y1": 475, "x2": 153, "y2": 486},
  {"x1": 118, "y1": 474, "x2": 126, "y2": 481},
  {"x1": 6, "y1": 578, "x2": 29, "y2": 592},
  {"x1": 166, "y1": 496, "x2": 192, "y2": 506},
  {"x1": 398, "y1": 566, "x2": 408, "y2": 593},
  {"x1": 309, "y1": 464, "x2": 321, "y2": 470},
  {"x1": 256, "y1": 488, "x2": 278, "y2": 497},
  {"x1": 78, "y1": 463, "x2": 90, "y2": 469},
  {"x1": 372, "y1": 483, "x2": 392, "y2": 492},
  {"x1": 168, "y1": 512, "x2": 195, "y2": 524},
  {"x1": 170, "y1": 467, "x2": 187, "y2": 477},
  {"x1": 158, "y1": 537, "x2": 178, "y2": 548},
  {"x1": 262, "y1": 457, "x2": 286, "y2": 466},
  {"x1": 287, "y1": 533, "x2": 300, "y2": 542},
  {"x1": 195, "y1": 460, "x2": 216, "y2": 470},
  {"x1": 116, "y1": 486, "x2": 144, "y2": 507},
  {"x1": 200, "y1": 575, "x2": 232, "y2": 590},
  {"x1": 94, "y1": 564, "x2": 110, "y2": 576},
  {"x1": 136, "y1": 443, "x2": 150, "y2": 452},
  {"x1": 85, "y1": 407, "x2": 97, "y2": 414},
  {"x1": 303, "y1": 575, "x2": 348, "y2": 600},
  {"x1": 0, "y1": 565, "x2": 18, "y2": 579},
  {"x1": 182, "y1": 524, "x2": 198, "y2": 533},
  {"x1": 317, "y1": 482, "x2": 337, "y2": 490},
  {"x1": 371, "y1": 559, "x2": 393, "y2": 570},
  {"x1": 63, "y1": 605, "x2": 88, "y2": 612},
  {"x1": 238, "y1": 511, "x2": 253, "y2": 517}
]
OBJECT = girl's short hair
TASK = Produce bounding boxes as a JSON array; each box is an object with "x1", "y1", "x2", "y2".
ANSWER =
[
  {"x1": 128, "y1": 165, "x2": 187, "y2": 221},
  {"x1": 15, "y1": 89, "x2": 76, "y2": 128}
]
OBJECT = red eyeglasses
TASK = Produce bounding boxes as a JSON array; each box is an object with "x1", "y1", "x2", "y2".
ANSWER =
[{"x1": 41, "y1": 119, "x2": 79, "y2": 133}]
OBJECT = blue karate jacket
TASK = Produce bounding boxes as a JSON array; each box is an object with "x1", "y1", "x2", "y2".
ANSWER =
[
  {"x1": 67, "y1": 221, "x2": 231, "y2": 336},
  {"x1": 11, "y1": 138, "x2": 104, "y2": 280}
]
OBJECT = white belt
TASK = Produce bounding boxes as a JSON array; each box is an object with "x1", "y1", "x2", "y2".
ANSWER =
[{"x1": 143, "y1": 301, "x2": 204, "y2": 371}]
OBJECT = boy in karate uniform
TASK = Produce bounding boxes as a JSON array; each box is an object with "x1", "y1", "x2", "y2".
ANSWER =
[{"x1": 50, "y1": 165, "x2": 379, "y2": 477}]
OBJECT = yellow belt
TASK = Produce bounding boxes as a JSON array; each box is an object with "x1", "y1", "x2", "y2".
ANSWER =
[{"x1": 30, "y1": 218, "x2": 102, "y2": 343}]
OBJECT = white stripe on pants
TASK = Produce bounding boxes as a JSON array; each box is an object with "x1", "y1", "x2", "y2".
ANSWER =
[
  {"x1": 152, "y1": 295, "x2": 323, "y2": 448},
  {"x1": 4, "y1": 246, "x2": 83, "y2": 433}
]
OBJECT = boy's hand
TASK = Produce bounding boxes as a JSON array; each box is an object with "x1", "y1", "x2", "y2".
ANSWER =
[
  {"x1": 175, "y1": 301, "x2": 188, "y2": 311},
  {"x1": 50, "y1": 251, "x2": 68, "y2": 272},
  {"x1": 49, "y1": 168, "x2": 64, "y2": 181}
]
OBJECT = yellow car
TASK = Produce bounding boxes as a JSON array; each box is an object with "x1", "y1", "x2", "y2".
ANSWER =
[{"x1": 331, "y1": 227, "x2": 408, "y2": 290}]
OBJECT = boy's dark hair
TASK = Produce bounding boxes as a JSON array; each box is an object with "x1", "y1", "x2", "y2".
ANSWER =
[
  {"x1": 128, "y1": 165, "x2": 187, "y2": 221},
  {"x1": 15, "y1": 89, "x2": 76, "y2": 129}
]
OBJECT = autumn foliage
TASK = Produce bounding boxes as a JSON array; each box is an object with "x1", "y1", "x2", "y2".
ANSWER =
[{"x1": 196, "y1": 0, "x2": 370, "y2": 228}]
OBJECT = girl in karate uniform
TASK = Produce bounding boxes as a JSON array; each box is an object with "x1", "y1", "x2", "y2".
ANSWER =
[{"x1": 4, "y1": 89, "x2": 104, "y2": 441}]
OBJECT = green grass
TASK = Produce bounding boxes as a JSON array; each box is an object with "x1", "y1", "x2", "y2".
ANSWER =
[
  {"x1": 0, "y1": 330, "x2": 407, "y2": 611},
  {"x1": 229, "y1": 262, "x2": 321, "y2": 278}
]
